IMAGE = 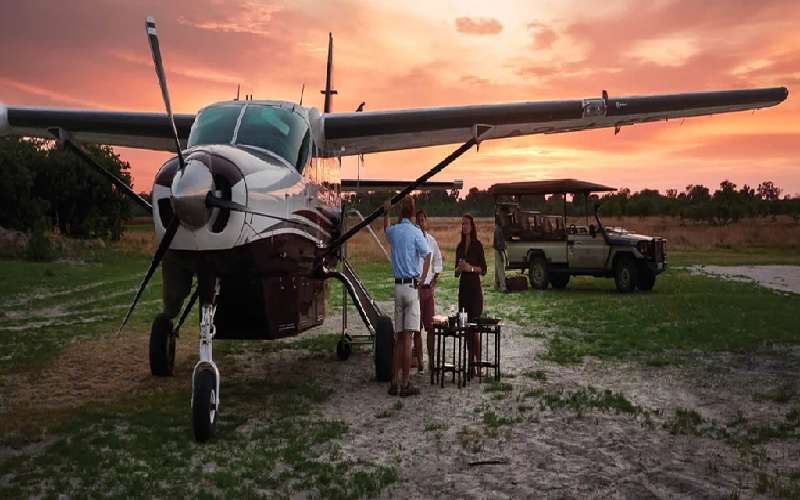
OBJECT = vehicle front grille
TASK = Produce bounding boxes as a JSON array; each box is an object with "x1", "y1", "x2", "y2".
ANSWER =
[{"x1": 654, "y1": 240, "x2": 666, "y2": 262}]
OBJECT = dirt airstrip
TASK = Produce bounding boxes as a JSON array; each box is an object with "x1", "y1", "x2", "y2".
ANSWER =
[{"x1": 3, "y1": 279, "x2": 799, "y2": 497}]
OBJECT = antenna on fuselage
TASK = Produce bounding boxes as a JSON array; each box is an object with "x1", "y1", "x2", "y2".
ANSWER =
[
  {"x1": 235, "y1": 84, "x2": 240, "y2": 101},
  {"x1": 299, "y1": 83, "x2": 305, "y2": 106},
  {"x1": 320, "y1": 32, "x2": 337, "y2": 113}
]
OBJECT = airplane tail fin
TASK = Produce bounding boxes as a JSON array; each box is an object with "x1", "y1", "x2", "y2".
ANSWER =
[{"x1": 321, "y1": 32, "x2": 337, "y2": 113}]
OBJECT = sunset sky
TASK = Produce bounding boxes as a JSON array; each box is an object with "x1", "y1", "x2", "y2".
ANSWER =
[{"x1": 1, "y1": 0, "x2": 798, "y2": 196}]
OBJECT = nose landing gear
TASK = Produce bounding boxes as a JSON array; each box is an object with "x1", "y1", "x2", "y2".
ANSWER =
[{"x1": 191, "y1": 278, "x2": 221, "y2": 442}]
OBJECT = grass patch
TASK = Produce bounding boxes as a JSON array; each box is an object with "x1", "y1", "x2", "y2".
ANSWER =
[
  {"x1": 523, "y1": 370, "x2": 547, "y2": 381},
  {"x1": 457, "y1": 426, "x2": 484, "y2": 453},
  {"x1": 753, "y1": 382, "x2": 796, "y2": 404},
  {"x1": 376, "y1": 400, "x2": 403, "y2": 419},
  {"x1": 0, "y1": 380, "x2": 396, "y2": 498},
  {"x1": 524, "y1": 386, "x2": 645, "y2": 418}
]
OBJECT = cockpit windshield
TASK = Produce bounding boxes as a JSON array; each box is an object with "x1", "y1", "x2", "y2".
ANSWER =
[{"x1": 187, "y1": 103, "x2": 310, "y2": 170}]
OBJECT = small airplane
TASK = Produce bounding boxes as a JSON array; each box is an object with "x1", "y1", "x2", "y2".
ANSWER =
[{"x1": 0, "y1": 17, "x2": 788, "y2": 442}]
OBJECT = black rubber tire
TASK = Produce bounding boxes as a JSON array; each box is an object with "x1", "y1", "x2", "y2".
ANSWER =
[
  {"x1": 374, "y1": 316, "x2": 394, "y2": 382},
  {"x1": 336, "y1": 337, "x2": 352, "y2": 361},
  {"x1": 149, "y1": 316, "x2": 175, "y2": 377},
  {"x1": 550, "y1": 273, "x2": 570, "y2": 289},
  {"x1": 192, "y1": 368, "x2": 218, "y2": 443},
  {"x1": 636, "y1": 266, "x2": 656, "y2": 291},
  {"x1": 529, "y1": 255, "x2": 550, "y2": 290},
  {"x1": 614, "y1": 255, "x2": 638, "y2": 293}
]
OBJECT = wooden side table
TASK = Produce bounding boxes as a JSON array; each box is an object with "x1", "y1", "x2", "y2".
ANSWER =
[
  {"x1": 471, "y1": 321, "x2": 502, "y2": 382},
  {"x1": 431, "y1": 322, "x2": 468, "y2": 388}
]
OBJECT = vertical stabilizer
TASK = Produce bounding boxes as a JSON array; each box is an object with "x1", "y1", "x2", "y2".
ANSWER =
[{"x1": 320, "y1": 32, "x2": 337, "y2": 113}]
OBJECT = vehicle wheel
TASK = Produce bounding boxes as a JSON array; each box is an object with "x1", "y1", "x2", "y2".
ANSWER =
[
  {"x1": 336, "y1": 337, "x2": 352, "y2": 361},
  {"x1": 636, "y1": 266, "x2": 656, "y2": 291},
  {"x1": 614, "y1": 255, "x2": 637, "y2": 293},
  {"x1": 374, "y1": 316, "x2": 394, "y2": 382},
  {"x1": 528, "y1": 255, "x2": 550, "y2": 290},
  {"x1": 149, "y1": 315, "x2": 175, "y2": 376},
  {"x1": 192, "y1": 368, "x2": 217, "y2": 443},
  {"x1": 550, "y1": 273, "x2": 570, "y2": 289}
]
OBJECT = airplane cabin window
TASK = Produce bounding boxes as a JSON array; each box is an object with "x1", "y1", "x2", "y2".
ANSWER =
[{"x1": 187, "y1": 105, "x2": 242, "y2": 147}]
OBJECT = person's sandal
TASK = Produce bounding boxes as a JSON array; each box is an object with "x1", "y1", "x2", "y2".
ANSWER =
[
  {"x1": 399, "y1": 383, "x2": 420, "y2": 397},
  {"x1": 388, "y1": 384, "x2": 398, "y2": 396}
]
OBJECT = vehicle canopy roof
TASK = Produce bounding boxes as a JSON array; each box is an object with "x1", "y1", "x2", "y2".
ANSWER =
[{"x1": 489, "y1": 178, "x2": 616, "y2": 197}]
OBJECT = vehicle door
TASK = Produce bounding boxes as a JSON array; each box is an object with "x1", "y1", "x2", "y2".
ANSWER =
[{"x1": 567, "y1": 227, "x2": 608, "y2": 269}]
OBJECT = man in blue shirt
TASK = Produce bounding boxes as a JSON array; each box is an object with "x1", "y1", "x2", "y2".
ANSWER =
[{"x1": 383, "y1": 196, "x2": 431, "y2": 397}]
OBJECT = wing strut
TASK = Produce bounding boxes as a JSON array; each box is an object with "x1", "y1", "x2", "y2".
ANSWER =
[
  {"x1": 320, "y1": 124, "x2": 492, "y2": 260},
  {"x1": 49, "y1": 128, "x2": 152, "y2": 213}
]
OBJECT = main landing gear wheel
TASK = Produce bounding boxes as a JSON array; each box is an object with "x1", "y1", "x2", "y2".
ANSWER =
[
  {"x1": 614, "y1": 255, "x2": 638, "y2": 293},
  {"x1": 192, "y1": 367, "x2": 218, "y2": 442},
  {"x1": 374, "y1": 316, "x2": 394, "y2": 382},
  {"x1": 529, "y1": 255, "x2": 550, "y2": 290},
  {"x1": 149, "y1": 316, "x2": 176, "y2": 376},
  {"x1": 336, "y1": 334, "x2": 352, "y2": 361}
]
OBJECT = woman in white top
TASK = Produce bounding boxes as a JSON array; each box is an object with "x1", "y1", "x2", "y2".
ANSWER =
[{"x1": 414, "y1": 210, "x2": 443, "y2": 372}]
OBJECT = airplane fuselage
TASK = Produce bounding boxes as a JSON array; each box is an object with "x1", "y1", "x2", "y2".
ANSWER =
[{"x1": 151, "y1": 100, "x2": 342, "y2": 338}]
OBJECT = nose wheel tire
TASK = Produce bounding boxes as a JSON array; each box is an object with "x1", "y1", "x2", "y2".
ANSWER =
[
  {"x1": 149, "y1": 316, "x2": 176, "y2": 376},
  {"x1": 192, "y1": 368, "x2": 218, "y2": 442},
  {"x1": 614, "y1": 255, "x2": 637, "y2": 293},
  {"x1": 336, "y1": 336, "x2": 352, "y2": 361},
  {"x1": 528, "y1": 255, "x2": 550, "y2": 290},
  {"x1": 374, "y1": 316, "x2": 394, "y2": 382}
]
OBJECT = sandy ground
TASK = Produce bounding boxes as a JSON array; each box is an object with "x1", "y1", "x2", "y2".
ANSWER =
[
  {"x1": 3, "y1": 299, "x2": 799, "y2": 497},
  {"x1": 688, "y1": 265, "x2": 800, "y2": 294}
]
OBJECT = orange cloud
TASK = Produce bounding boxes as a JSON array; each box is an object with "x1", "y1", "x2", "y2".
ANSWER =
[{"x1": 454, "y1": 17, "x2": 503, "y2": 35}]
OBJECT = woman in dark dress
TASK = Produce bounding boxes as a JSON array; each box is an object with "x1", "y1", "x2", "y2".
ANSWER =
[{"x1": 455, "y1": 214, "x2": 486, "y2": 375}]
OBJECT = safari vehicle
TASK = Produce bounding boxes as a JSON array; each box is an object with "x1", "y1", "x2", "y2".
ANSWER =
[{"x1": 489, "y1": 179, "x2": 666, "y2": 292}]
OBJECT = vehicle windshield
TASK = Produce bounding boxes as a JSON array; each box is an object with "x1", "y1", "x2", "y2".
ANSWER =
[{"x1": 188, "y1": 103, "x2": 310, "y2": 170}]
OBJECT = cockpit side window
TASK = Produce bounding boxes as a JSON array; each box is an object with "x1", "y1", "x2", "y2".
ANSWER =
[
  {"x1": 296, "y1": 130, "x2": 311, "y2": 172},
  {"x1": 187, "y1": 105, "x2": 243, "y2": 147}
]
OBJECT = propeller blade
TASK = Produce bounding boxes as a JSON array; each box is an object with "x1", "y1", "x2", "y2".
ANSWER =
[
  {"x1": 118, "y1": 217, "x2": 179, "y2": 333},
  {"x1": 205, "y1": 193, "x2": 305, "y2": 225},
  {"x1": 145, "y1": 16, "x2": 185, "y2": 169}
]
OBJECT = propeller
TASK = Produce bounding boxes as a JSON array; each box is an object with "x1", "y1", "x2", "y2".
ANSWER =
[
  {"x1": 118, "y1": 17, "x2": 187, "y2": 333},
  {"x1": 145, "y1": 16, "x2": 186, "y2": 171},
  {"x1": 118, "y1": 217, "x2": 179, "y2": 333}
]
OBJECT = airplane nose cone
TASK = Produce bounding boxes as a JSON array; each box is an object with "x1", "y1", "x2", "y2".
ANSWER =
[{"x1": 171, "y1": 158, "x2": 213, "y2": 229}]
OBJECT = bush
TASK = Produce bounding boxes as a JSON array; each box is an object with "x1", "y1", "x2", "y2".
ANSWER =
[{"x1": 25, "y1": 229, "x2": 54, "y2": 262}]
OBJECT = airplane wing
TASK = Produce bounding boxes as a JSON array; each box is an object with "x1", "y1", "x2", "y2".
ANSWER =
[
  {"x1": 0, "y1": 105, "x2": 195, "y2": 151},
  {"x1": 340, "y1": 178, "x2": 463, "y2": 192},
  {"x1": 321, "y1": 87, "x2": 788, "y2": 157}
]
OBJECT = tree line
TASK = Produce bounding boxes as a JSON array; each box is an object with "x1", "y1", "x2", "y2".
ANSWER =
[
  {"x1": 346, "y1": 180, "x2": 800, "y2": 224},
  {"x1": 0, "y1": 137, "x2": 132, "y2": 239},
  {"x1": 1, "y1": 135, "x2": 798, "y2": 248}
]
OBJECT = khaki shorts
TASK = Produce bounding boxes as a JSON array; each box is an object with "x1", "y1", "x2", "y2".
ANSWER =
[{"x1": 394, "y1": 283, "x2": 420, "y2": 333}]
